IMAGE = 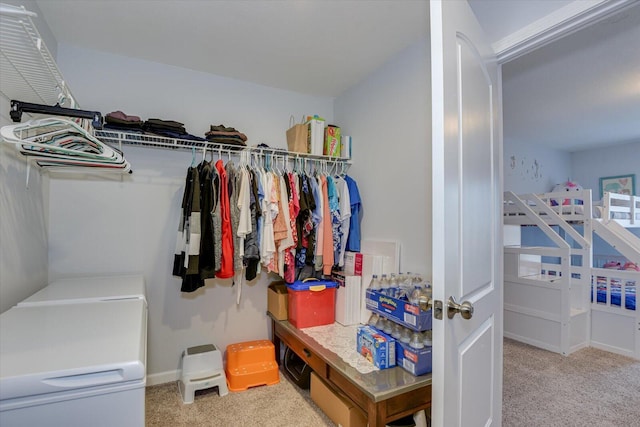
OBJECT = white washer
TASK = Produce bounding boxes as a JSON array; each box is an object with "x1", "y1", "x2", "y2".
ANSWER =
[
  {"x1": 0, "y1": 299, "x2": 147, "y2": 427},
  {"x1": 17, "y1": 274, "x2": 146, "y2": 306}
]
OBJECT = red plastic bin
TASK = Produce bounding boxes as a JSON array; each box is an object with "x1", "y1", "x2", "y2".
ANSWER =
[{"x1": 287, "y1": 280, "x2": 338, "y2": 329}]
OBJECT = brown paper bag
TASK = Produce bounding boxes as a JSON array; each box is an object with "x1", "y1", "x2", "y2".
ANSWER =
[{"x1": 286, "y1": 115, "x2": 309, "y2": 153}]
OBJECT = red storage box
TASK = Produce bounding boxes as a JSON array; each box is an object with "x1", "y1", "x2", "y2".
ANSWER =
[{"x1": 287, "y1": 280, "x2": 338, "y2": 329}]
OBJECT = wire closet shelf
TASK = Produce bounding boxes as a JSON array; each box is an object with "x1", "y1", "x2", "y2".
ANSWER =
[
  {"x1": 0, "y1": 3, "x2": 75, "y2": 110},
  {"x1": 94, "y1": 129, "x2": 352, "y2": 170}
]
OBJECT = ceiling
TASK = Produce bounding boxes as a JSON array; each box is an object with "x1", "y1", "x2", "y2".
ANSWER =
[{"x1": 32, "y1": 0, "x2": 640, "y2": 153}]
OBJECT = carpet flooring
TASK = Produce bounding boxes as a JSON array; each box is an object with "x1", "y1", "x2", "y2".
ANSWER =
[
  {"x1": 146, "y1": 339, "x2": 640, "y2": 426},
  {"x1": 145, "y1": 370, "x2": 333, "y2": 427},
  {"x1": 502, "y1": 339, "x2": 640, "y2": 427}
]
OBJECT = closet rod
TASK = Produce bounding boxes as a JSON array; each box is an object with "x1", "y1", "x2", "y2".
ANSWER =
[
  {"x1": 10, "y1": 100, "x2": 103, "y2": 129},
  {"x1": 94, "y1": 129, "x2": 352, "y2": 165}
]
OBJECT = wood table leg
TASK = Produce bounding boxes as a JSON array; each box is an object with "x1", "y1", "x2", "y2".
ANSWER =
[
  {"x1": 368, "y1": 399, "x2": 387, "y2": 427},
  {"x1": 271, "y1": 319, "x2": 282, "y2": 365}
]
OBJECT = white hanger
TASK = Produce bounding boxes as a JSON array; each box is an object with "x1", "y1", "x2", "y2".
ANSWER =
[{"x1": 1, "y1": 118, "x2": 131, "y2": 173}]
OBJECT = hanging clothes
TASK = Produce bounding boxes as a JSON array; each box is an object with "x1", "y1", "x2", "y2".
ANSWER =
[
  {"x1": 295, "y1": 173, "x2": 316, "y2": 281},
  {"x1": 226, "y1": 161, "x2": 242, "y2": 273},
  {"x1": 179, "y1": 167, "x2": 205, "y2": 292},
  {"x1": 326, "y1": 175, "x2": 342, "y2": 270},
  {"x1": 173, "y1": 167, "x2": 193, "y2": 278},
  {"x1": 215, "y1": 159, "x2": 234, "y2": 279},
  {"x1": 171, "y1": 152, "x2": 358, "y2": 292},
  {"x1": 212, "y1": 165, "x2": 222, "y2": 272},
  {"x1": 198, "y1": 160, "x2": 216, "y2": 279},
  {"x1": 333, "y1": 175, "x2": 351, "y2": 267},
  {"x1": 313, "y1": 175, "x2": 324, "y2": 272},
  {"x1": 260, "y1": 169, "x2": 277, "y2": 271},
  {"x1": 244, "y1": 170, "x2": 261, "y2": 280},
  {"x1": 344, "y1": 174, "x2": 362, "y2": 252},
  {"x1": 320, "y1": 175, "x2": 334, "y2": 275}
]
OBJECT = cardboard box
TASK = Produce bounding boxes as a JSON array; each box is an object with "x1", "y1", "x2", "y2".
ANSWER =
[
  {"x1": 344, "y1": 251, "x2": 363, "y2": 276},
  {"x1": 365, "y1": 289, "x2": 432, "y2": 332},
  {"x1": 323, "y1": 125, "x2": 341, "y2": 157},
  {"x1": 310, "y1": 372, "x2": 367, "y2": 427},
  {"x1": 356, "y1": 325, "x2": 396, "y2": 369},
  {"x1": 396, "y1": 341, "x2": 433, "y2": 376},
  {"x1": 267, "y1": 282, "x2": 288, "y2": 320}
]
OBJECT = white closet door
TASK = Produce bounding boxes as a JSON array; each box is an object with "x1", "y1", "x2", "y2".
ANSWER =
[{"x1": 430, "y1": 1, "x2": 503, "y2": 426}]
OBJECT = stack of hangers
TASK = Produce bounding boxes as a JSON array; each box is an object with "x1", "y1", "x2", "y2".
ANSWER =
[{"x1": 0, "y1": 117, "x2": 131, "y2": 173}]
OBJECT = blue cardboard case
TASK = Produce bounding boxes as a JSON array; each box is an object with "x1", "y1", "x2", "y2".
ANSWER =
[
  {"x1": 356, "y1": 325, "x2": 396, "y2": 369},
  {"x1": 365, "y1": 289, "x2": 432, "y2": 332},
  {"x1": 395, "y1": 341, "x2": 432, "y2": 376}
]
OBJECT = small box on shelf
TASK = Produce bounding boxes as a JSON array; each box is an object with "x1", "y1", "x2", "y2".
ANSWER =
[
  {"x1": 356, "y1": 325, "x2": 396, "y2": 369},
  {"x1": 267, "y1": 281, "x2": 288, "y2": 320}
]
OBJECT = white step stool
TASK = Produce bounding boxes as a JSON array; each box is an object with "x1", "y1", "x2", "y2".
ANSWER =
[{"x1": 179, "y1": 344, "x2": 228, "y2": 404}]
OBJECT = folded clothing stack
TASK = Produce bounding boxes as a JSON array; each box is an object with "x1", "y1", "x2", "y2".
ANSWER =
[
  {"x1": 104, "y1": 111, "x2": 144, "y2": 133},
  {"x1": 205, "y1": 124, "x2": 247, "y2": 147},
  {"x1": 143, "y1": 118, "x2": 205, "y2": 141}
]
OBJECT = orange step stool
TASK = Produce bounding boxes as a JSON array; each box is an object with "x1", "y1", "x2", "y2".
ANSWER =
[{"x1": 225, "y1": 340, "x2": 279, "y2": 392}]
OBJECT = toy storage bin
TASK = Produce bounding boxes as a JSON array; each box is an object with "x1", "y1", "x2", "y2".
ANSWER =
[{"x1": 287, "y1": 279, "x2": 338, "y2": 329}]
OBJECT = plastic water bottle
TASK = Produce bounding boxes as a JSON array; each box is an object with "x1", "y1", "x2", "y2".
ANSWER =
[
  {"x1": 375, "y1": 315, "x2": 386, "y2": 331},
  {"x1": 380, "y1": 274, "x2": 390, "y2": 295},
  {"x1": 400, "y1": 327, "x2": 412, "y2": 343},
  {"x1": 367, "y1": 313, "x2": 379, "y2": 327},
  {"x1": 422, "y1": 330, "x2": 432, "y2": 347},
  {"x1": 391, "y1": 323, "x2": 403, "y2": 339},
  {"x1": 409, "y1": 285, "x2": 423, "y2": 305},
  {"x1": 383, "y1": 319, "x2": 394, "y2": 334},
  {"x1": 388, "y1": 273, "x2": 399, "y2": 298},
  {"x1": 409, "y1": 332, "x2": 425, "y2": 349},
  {"x1": 367, "y1": 274, "x2": 380, "y2": 291}
]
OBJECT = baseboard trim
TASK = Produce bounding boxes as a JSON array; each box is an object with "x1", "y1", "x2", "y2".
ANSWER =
[{"x1": 147, "y1": 370, "x2": 179, "y2": 386}]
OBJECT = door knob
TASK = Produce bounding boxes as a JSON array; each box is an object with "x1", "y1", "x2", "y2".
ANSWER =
[{"x1": 447, "y1": 296, "x2": 474, "y2": 320}]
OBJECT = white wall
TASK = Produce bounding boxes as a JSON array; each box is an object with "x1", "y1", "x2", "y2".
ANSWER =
[
  {"x1": 503, "y1": 139, "x2": 572, "y2": 195},
  {"x1": 0, "y1": 138, "x2": 49, "y2": 313},
  {"x1": 334, "y1": 37, "x2": 431, "y2": 276},
  {"x1": 0, "y1": 0, "x2": 55, "y2": 313},
  {"x1": 571, "y1": 141, "x2": 640, "y2": 198},
  {"x1": 52, "y1": 44, "x2": 334, "y2": 382}
]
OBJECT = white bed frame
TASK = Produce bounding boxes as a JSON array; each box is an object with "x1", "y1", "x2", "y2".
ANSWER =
[
  {"x1": 503, "y1": 189, "x2": 640, "y2": 359},
  {"x1": 600, "y1": 192, "x2": 639, "y2": 227}
]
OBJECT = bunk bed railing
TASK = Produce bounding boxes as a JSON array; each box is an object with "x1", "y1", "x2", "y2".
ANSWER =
[
  {"x1": 591, "y1": 267, "x2": 638, "y2": 313},
  {"x1": 602, "y1": 192, "x2": 639, "y2": 226}
]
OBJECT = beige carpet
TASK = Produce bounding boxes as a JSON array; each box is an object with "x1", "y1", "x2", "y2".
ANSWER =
[
  {"x1": 145, "y1": 369, "x2": 333, "y2": 427},
  {"x1": 502, "y1": 338, "x2": 640, "y2": 427},
  {"x1": 146, "y1": 340, "x2": 640, "y2": 426}
]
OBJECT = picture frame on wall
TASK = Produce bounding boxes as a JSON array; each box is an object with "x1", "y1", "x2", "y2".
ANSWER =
[{"x1": 599, "y1": 174, "x2": 636, "y2": 198}]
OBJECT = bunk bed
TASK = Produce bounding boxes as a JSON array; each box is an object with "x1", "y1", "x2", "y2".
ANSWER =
[{"x1": 503, "y1": 190, "x2": 640, "y2": 360}]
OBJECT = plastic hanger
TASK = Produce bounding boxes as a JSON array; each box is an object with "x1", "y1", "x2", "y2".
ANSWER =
[{"x1": 1, "y1": 117, "x2": 130, "y2": 173}]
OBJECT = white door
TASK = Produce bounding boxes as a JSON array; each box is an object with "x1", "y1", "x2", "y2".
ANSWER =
[{"x1": 430, "y1": 1, "x2": 503, "y2": 426}]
